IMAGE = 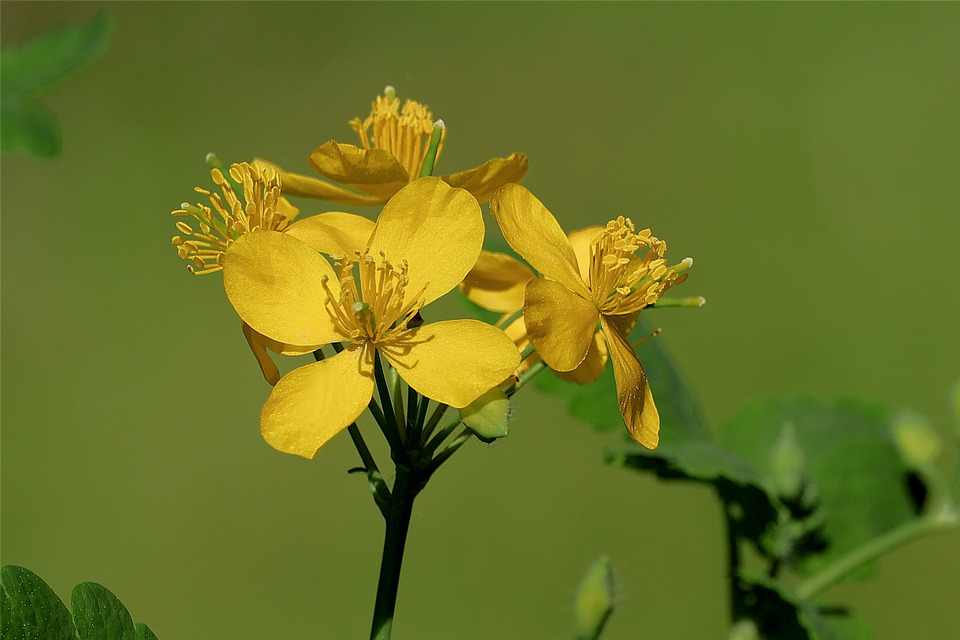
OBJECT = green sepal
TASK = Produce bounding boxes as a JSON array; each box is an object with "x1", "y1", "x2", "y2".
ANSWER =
[
  {"x1": 459, "y1": 387, "x2": 510, "y2": 442},
  {"x1": 1, "y1": 565, "x2": 78, "y2": 640}
]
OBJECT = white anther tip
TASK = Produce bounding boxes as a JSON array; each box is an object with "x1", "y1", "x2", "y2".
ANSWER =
[
  {"x1": 696, "y1": 296, "x2": 707, "y2": 307},
  {"x1": 180, "y1": 202, "x2": 191, "y2": 209},
  {"x1": 384, "y1": 85, "x2": 396, "y2": 94},
  {"x1": 434, "y1": 119, "x2": 446, "y2": 129},
  {"x1": 682, "y1": 257, "x2": 694, "y2": 267}
]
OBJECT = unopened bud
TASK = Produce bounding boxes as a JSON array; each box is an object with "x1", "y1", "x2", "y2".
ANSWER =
[
  {"x1": 575, "y1": 556, "x2": 615, "y2": 640},
  {"x1": 893, "y1": 410, "x2": 942, "y2": 468},
  {"x1": 459, "y1": 387, "x2": 510, "y2": 442}
]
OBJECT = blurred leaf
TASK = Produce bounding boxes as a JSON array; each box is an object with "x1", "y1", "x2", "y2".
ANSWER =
[
  {"x1": 718, "y1": 396, "x2": 924, "y2": 576},
  {"x1": 535, "y1": 318, "x2": 710, "y2": 442},
  {"x1": 0, "y1": 13, "x2": 112, "y2": 97},
  {"x1": 1, "y1": 565, "x2": 78, "y2": 640},
  {"x1": 1, "y1": 100, "x2": 61, "y2": 157},
  {"x1": 574, "y1": 556, "x2": 615, "y2": 640},
  {"x1": 71, "y1": 582, "x2": 136, "y2": 640},
  {"x1": 0, "y1": 13, "x2": 112, "y2": 157}
]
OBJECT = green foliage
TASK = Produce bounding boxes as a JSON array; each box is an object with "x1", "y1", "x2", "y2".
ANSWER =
[
  {"x1": 1, "y1": 13, "x2": 113, "y2": 157},
  {"x1": 1, "y1": 566, "x2": 157, "y2": 640}
]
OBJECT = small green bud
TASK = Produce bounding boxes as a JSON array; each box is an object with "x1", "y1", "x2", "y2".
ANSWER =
[
  {"x1": 205, "y1": 152, "x2": 224, "y2": 170},
  {"x1": 574, "y1": 556, "x2": 615, "y2": 640},
  {"x1": 892, "y1": 410, "x2": 942, "y2": 468},
  {"x1": 771, "y1": 423, "x2": 805, "y2": 498},
  {"x1": 459, "y1": 387, "x2": 510, "y2": 442}
]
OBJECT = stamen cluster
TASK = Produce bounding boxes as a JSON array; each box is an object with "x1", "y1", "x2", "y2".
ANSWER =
[
  {"x1": 171, "y1": 163, "x2": 291, "y2": 274},
  {"x1": 589, "y1": 216, "x2": 685, "y2": 315},
  {"x1": 349, "y1": 88, "x2": 443, "y2": 179}
]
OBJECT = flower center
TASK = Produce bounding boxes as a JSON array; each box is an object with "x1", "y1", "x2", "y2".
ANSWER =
[
  {"x1": 171, "y1": 162, "x2": 293, "y2": 274},
  {"x1": 321, "y1": 249, "x2": 427, "y2": 347},
  {"x1": 588, "y1": 216, "x2": 687, "y2": 315},
  {"x1": 348, "y1": 86, "x2": 444, "y2": 179}
]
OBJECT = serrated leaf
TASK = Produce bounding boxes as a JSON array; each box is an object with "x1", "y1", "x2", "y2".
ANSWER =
[
  {"x1": 0, "y1": 13, "x2": 112, "y2": 98},
  {"x1": 0, "y1": 565, "x2": 78, "y2": 640},
  {"x1": 718, "y1": 396, "x2": 924, "y2": 576},
  {"x1": 71, "y1": 583, "x2": 136, "y2": 640},
  {"x1": 1, "y1": 101, "x2": 61, "y2": 157}
]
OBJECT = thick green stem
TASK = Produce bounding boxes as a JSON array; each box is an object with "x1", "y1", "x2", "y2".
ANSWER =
[
  {"x1": 796, "y1": 510, "x2": 957, "y2": 599},
  {"x1": 370, "y1": 464, "x2": 421, "y2": 640}
]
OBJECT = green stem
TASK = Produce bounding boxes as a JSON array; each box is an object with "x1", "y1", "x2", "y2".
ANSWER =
[
  {"x1": 424, "y1": 429, "x2": 472, "y2": 477},
  {"x1": 419, "y1": 402, "x2": 449, "y2": 445},
  {"x1": 370, "y1": 464, "x2": 422, "y2": 640},
  {"x1": 373, "y1": 352, "x2": 405, "y2": 456},
  {"x1": 723, "y1": 507, "x2": 746, "y2": 624},
  {"x1": 796, "y1": 510, "x2": 958, "y2": 600}
]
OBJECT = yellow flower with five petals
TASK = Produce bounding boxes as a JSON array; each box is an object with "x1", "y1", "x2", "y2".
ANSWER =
[
  {"x1": 222, "y1": 177, "x2": 521, "y2": 458},
  {"x1": 257, "y1": 87, "x2": 529, "y2": 206},
  {"x1": 487, "y1": 184, "x2": 691, "y2": 448}
]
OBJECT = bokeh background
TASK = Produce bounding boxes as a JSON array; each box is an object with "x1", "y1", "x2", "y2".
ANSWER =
[{"x1": 2, "y1": 2, "x2": 958, "y2": 639}]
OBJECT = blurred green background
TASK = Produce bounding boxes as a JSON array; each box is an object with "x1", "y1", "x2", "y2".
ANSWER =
[{"x1": 2, "y1": 2, "x2": 958, "y2": 638}]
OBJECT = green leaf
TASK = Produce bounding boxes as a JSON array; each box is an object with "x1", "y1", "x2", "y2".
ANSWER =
[
  {"x1": 71, "y1": 582, "x2": 136, "y2": 640},
  {"x1": 1, "y1": 100, "x2": 61, "y2": 157},
  {"x1": 134, "y1": 624, "x2": 158, "y2": 640},
  {"x1": 718, "y1": 396, "x2": 924, "y2": 576},
  {"x1": 0, "y1": 13, "x2": 113, "y2": 98},
  {"x1": 535, "y1": 317, "x2": 710, "y2": 443},
  {"x1": 0, "y1": 565, "x2": 78, "y2": 640},
  {"x1": 0, "y1": 13, "x2": 112, "y2": 158},
  {"x1": 459, "y1": 387, "x2": 510, "y2": 442}
]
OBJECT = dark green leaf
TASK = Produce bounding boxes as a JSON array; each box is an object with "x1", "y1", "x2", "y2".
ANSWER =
[
  {"x1": 0, "y1": 13, "x2": 113, "y2": 98},
  {"x1": 71, "y1": 583, "x2": 136, "y2": 640},
  {"x1": 134, "y1": 624, "x2": 158, "y2": 640},
  {"x1": 1, "y1": 101, "x2": 61, "y2": 157},
  {"x1": 718, "y1": 396, "x2": 924, "y2": 576},
  {"x1": 0, "y1": 565, "x2": 78, "y2": 640}
]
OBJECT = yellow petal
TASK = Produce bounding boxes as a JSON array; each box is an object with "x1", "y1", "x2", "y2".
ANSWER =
[
  {"x1": 241, "y1": 321, "x2": 280, "y2": 386},
  {"x1": 600, "y1": 317, "x2": 659, "y2": 449},
  {"x1": 222, "y1": 230, "x2": 343, "y2": 347},
  {"x1": 260, "y1": 345, "x2": 375, "y2": 458},
  {"x1": 567, "y1": 226, "x2": 604, "y2": 283},
  {"x1": 555, "y1": 331, "x2": 608, "y2": 385},
  {"x1": 285, "y1": 211, "x2": 375, "y2": 258},
  {"x1": 503, "y1": 314, "x2": 530, "y2": 351},
  {"x1": 367, "y1": 177, "x2": 483, "y2": 307},
  {"x1": 490, "y1": 184, "x2": 590, "y2": 298},
  {"x1": 441, "y1": 152, "x2": 529, "y2": 203},
  {"x1": 524, "y1": 278, "x2": 598, "y2": 372},
  {"x1": 460, "y1": 251, "x2": 534, "y2": 314},
  {"x1": 380, "y1": 320, "x2": 520, "y2": 408},
  {"x1": 308, "y1": 141, "x2": 408, "y2": 201},
  {"x1": 252, "y1": 157, "x2": 384, "y2": 206}
]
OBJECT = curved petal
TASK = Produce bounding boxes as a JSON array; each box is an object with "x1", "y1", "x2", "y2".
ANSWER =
[
  {"x1": 286, "y1": 212, "x2": 376, "y2": 258},
  {"x1": 222, "y1": 230, "x2": 343, "y2": 347},
  {"x1": 261, "y1": 345, "x2": 375, "y2": 458},
  {"x1": 524, "y1": 278, "x2": 598, "y2": 372},
  {"x1": 441, "y1": 152, "x2": 529, "y2": 203},
  {"x1": 252, "y1": 157, "x2": 384, "y2": 206},
  {"x1": 241, "y1": 321, "x2": 280, "y2": 386},
  {"x1": 554, "y1": 331, "x2": 608, "y2": 385},
  {"x1": 490, "y1": 184, "x2": 590, "y2": 298},
  {"x1": 600, "y1": 316, "x2": 659, "y2": 449},
  {"x1": 460, "y1": 251, "x2": 534, "y2": 314},
  {"x1": 567, "y1": 226, "x2": 604, "y2": 283},
  {"x1": 308, "y1": 141, "x2": 408, "y2": 201},
  {"x1": 502, "y1": 314, "x2": 530, "y2": 351},
  {"x1": 380, "y1": 320, "x2": 520, "y2": 408},
  {"x1": 367, "y1": 177, "x2": 483, "y2": 307}
]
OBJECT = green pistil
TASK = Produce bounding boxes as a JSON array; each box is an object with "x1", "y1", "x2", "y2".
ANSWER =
[{"x1": 418, "y1": 120, "x2": 445, "y2": 178}]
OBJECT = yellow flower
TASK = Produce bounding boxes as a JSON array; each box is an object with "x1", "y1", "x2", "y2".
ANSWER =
[
  {"x1": 221, "y1": 177, "x2": 521, "y2": 458},
  {"x1": 487, "y1": 184, "x2": 691, "y2": 448},
  {"x1": 171, "y1": 162, "x2": 299, "y2": 275},
  {"x1": 256, "y1": 87, "x2": 529, "y2": 206}
]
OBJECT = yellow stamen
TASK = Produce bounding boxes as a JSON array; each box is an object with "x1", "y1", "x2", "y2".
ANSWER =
[
  {"x1": 171, "y1": 162, "x2": 292, "y2": 275},
  {"x1": 588, "y1": 216, "x2": 685, "y2": 315},
  {"x1": 348, "y1": 87, "x2": 446, "y2": 179}
]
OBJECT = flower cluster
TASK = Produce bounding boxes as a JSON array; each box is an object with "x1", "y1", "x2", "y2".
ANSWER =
[{"x1": 170, "y1": 88, "x2": 695, "y2": 459}]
